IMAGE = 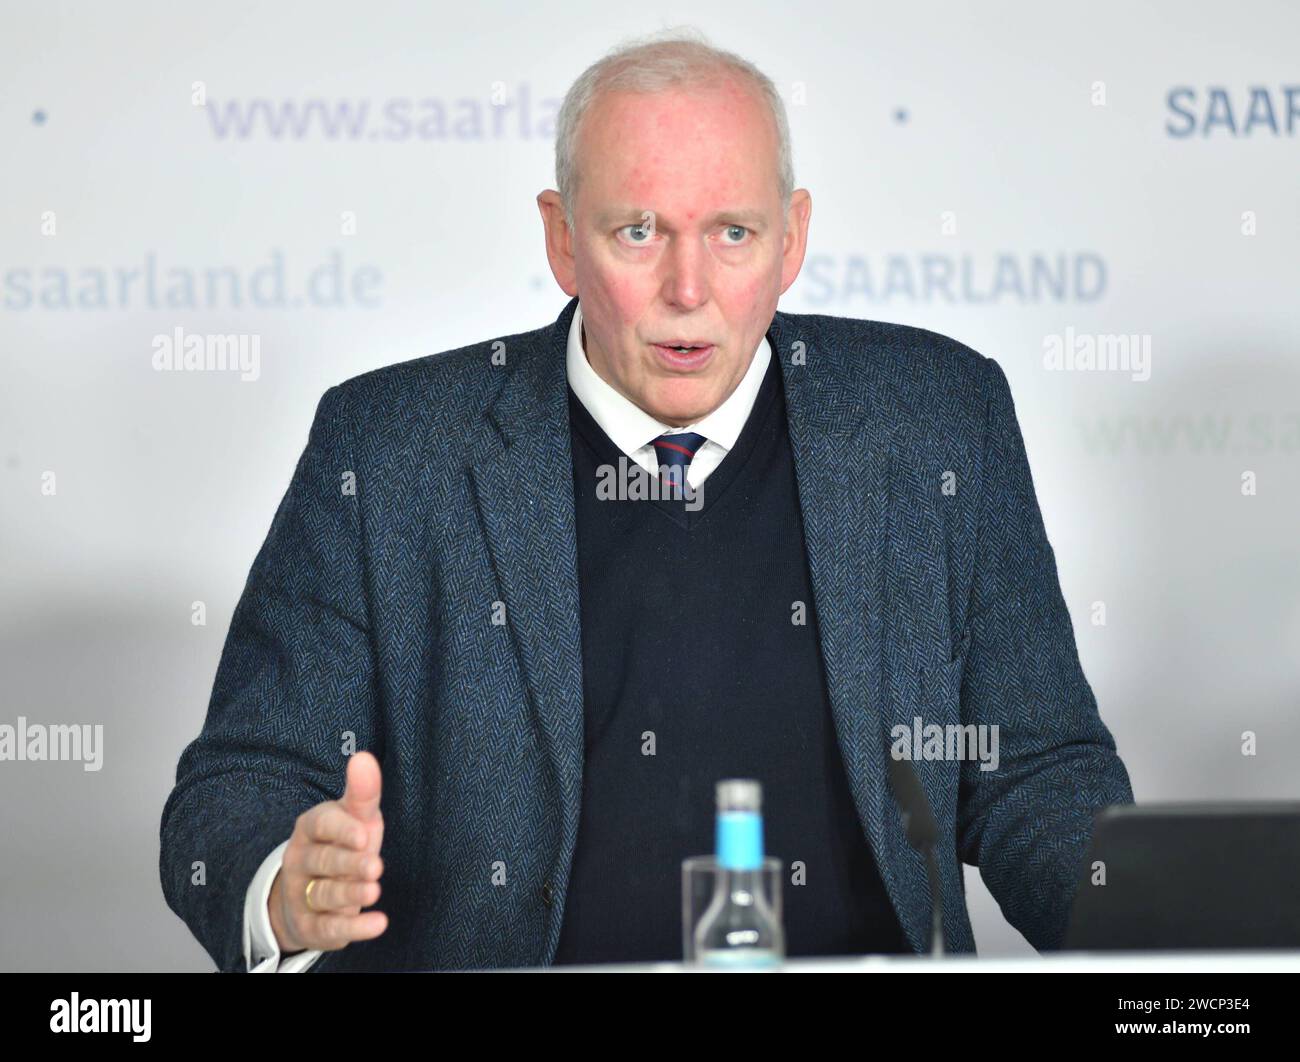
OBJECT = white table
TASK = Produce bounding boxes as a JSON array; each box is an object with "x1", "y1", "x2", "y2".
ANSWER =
[{"x1": 513, "y1": 951, "x2": 1300, "y2": 972}]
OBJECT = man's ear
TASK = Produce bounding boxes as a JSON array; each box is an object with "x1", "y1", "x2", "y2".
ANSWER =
[
  {"x1": 537, "y1": 190, "x2": 578, "y2": 296},
  {"x1": 779, "y1": 188, "x2": 813, "y2": 295}
]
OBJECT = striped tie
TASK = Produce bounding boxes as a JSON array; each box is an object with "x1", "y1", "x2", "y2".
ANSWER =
[{"x1": 652, "y1": 431, "x2": 707, "y2": 492}]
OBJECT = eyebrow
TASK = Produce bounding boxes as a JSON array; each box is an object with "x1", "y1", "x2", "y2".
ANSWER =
[{"x1": 595, "y1": 207, "x2": 769, "y2": 229}]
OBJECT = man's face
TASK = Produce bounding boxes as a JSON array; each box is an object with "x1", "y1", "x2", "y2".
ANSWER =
[{"x1": 539, "y1": 77, "x2": 811, "y2": 427}]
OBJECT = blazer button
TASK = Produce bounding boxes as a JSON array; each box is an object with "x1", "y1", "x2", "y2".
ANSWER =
[{"x1": 540, "y1": 881, "x2": 554, "y2": 908}]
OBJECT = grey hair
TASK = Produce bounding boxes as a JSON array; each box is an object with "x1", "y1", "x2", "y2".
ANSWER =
[{"x1": 554, "y1": 26, "x2": 794, "y2": 232}]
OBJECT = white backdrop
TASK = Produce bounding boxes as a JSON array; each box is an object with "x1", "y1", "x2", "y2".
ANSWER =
[{"x1": 1, "y1": 0, "x2": 1297, "y2": 968}]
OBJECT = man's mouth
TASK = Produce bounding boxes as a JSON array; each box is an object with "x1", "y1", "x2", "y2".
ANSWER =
[{"x1": 652, "y1": 342, "x2": 715, "y2": 370}]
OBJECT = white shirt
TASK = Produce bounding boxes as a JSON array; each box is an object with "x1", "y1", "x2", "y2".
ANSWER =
[
  {"x1": 565, "y1": 300, "x2": 772, "y2": 490},
  {"x1": 242, "y1": 300, "x2": 772, "y2": 971}
]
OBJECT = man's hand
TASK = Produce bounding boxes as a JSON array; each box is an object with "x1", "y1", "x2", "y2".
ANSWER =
[{"x1": 268, "y1": 751, "x2": 388, "y2": 955}]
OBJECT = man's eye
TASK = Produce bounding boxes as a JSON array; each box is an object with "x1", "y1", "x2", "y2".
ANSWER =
[
  {"x1": 722, "y1": 225, "x2": 750, "y2": 244},
  {"x1": 619, "y1": 224, "x2": 653, "y2": 243}
]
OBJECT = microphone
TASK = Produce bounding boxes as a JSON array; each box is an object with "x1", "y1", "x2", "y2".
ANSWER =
[{"x1": 884, "y1": 744, "x2": 945, "y2": 957}]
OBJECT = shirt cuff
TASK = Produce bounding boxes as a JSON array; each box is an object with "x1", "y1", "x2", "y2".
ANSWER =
[{"x1": 243, "y1": 839, "x2": 325, "y2": 972}]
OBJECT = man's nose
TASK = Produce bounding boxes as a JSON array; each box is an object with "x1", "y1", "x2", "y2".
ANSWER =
[{"x1": 660, "y1": 236, "x2": 710, "y2": 310}]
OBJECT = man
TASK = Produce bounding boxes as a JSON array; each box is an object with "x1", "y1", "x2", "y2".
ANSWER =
[{"x1": 159, "y1": 30, "x2": 1133, "y2": 972}]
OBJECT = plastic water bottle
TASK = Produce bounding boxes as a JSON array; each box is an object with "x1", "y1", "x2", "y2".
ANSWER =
[{"x1": 693, "y1": 779, "x2": 784, "y2": 969}]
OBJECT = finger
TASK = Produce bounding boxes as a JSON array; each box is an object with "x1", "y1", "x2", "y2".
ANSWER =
[
  {"x1": 340, "y1": 751, "x2": 382, "y2": 824},
  {"x1": 301, "y1": 844, "x2": 383, "y2": 881},
  {"x1": 302, "y1": 875, "x2": 381, "y2": 914},
  {"x1": 364, "y1": 811, "x2": 384, "y2": 855},
  {"x1": 310, "y1": 910, "x2": 388, "y2": 950},
  {"x1": 305, "y1": 805, "x2": 368, "y2": 849},
  {"x1": 285, "y1": 834, "x2": 364, "y2": 878}
]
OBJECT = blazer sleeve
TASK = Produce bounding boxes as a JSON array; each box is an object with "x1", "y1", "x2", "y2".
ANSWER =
[
  {"x1": 955, "y1": 357, "x2": 1135, "y2": 950},
  {"x1": 159, "y1": 384, "x2": 379, "y2": 972}
]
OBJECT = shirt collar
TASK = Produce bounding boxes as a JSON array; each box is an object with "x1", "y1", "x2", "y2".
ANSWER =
[{"x1": 565, "y1": 299, "x2": 772, "y2": 455}]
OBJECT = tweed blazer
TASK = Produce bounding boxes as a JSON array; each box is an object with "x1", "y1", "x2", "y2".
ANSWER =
[{"x1": 159, "y1": 295, "x2": 1133, "y2": 970}]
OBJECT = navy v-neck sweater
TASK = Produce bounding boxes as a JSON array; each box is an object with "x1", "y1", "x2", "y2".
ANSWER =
[{"x1": 552, "y1": 352, "x2": 909, "y2": 964}]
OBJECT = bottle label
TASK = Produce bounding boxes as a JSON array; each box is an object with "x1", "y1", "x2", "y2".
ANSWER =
[{"x1": 716, "y1": 811, "x2": 763, "y2": 870}]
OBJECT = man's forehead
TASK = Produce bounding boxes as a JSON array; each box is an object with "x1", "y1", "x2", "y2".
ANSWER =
[
  {"x1": 583, "y1": 81, "x2": 773, "y2": 151},
  {"x1": 576, "y1": 83, "x2": 780, "y2": 223}
]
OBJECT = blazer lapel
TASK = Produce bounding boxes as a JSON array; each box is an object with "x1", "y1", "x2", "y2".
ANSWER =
[
  {"x1": 468, "y1": 298, "x2": 586, "y2": 929},
  {"x1": 771, "y1": 311, "x2": 928, "y2": 952}
]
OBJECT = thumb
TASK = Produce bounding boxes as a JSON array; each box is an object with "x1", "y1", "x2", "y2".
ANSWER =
[{"x1": 341, "y1": 750, "x2": 382, "y2": 824}]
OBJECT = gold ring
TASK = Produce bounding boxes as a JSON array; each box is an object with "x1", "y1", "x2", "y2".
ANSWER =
[{"x1": 304, "y1": 878, "x2": 322, "y2": 912}]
